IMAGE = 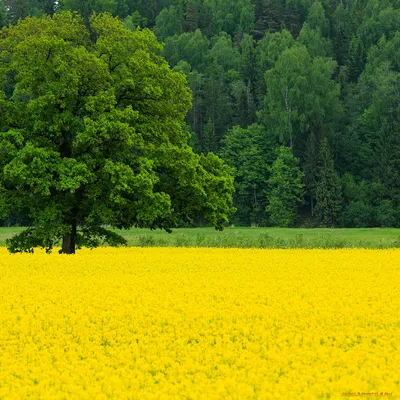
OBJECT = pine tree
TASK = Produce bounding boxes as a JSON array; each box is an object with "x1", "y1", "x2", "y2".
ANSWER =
[
  {"x1": 253, "y1": 0, "x2": 283, "y2": 39},
  {"x1": 202, "y1": 118, "x2": 216, "y2": 154},
  {"x1": 303, "y1": 131, "x2": 319, "y2": 215},
  {"x1": 283, "y1": 0, "x2": 302, "y2": 37},
  {"x1": 333, "y1": 3, "x2": 355, "y2": 67},
  {"x1": 203, "y1": 56, "x2": 232, "y2": 151},
  {"x1": 315, "y1": 138, "x2": 342, "y2": 227},
  {"x1": 346, "y1": 35, "x2": 366, "y2": 82},
  {"x1": 185, "y1": 0, "x2": 198, "y2": 32},
  {"x1": 240, "y1": 33, "x2": 258, "y2": 111}
]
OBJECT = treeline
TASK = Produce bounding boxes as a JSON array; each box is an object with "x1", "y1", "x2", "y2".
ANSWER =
[{"x1": 1, "y1": 0, "x2": 400, "y2": 228}]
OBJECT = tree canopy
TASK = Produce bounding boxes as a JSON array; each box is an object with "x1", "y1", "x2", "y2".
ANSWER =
[
  {"x1": 2, "y1": 0, "x2": 400, "y2": 229},
  {"x1": 266, "y1": 146, "x2": 304, "y2": 227},
  {"x1": 0, "y1": 12, "x2": 235, "y2": 253}
]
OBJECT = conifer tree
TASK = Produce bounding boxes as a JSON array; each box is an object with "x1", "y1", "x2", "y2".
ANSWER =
[
  {"x1": 333, "y1": 3, "x2": 354, "y2": 66},
  {"x1": 347, "y1": 36, "x2": 366, "y2": 82},
  {"x1": 202, "y1": 118, "x2": 216, "y2": 154},
  {"x1": 315, "y1": 138, "x2": 342, "y2": 227},
  {"x1": 185, "y1": 0, "x2": 199, "y2": 31},
  {"x1": 303, "y1": 131, "x2": 318, "y2": 215}
]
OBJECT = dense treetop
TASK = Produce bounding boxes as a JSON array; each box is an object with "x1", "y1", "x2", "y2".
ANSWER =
[
  {"x1": 1, "y1": 0, "x2": 400, "y2": 228},
  {"x1": 0, "y1": 12, "x2": 235, "y2": 253}
]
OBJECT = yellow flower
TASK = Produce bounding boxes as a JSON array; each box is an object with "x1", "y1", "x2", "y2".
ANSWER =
[{"x1": 0, "y1": 248, "x2": 399, "y2": 399}]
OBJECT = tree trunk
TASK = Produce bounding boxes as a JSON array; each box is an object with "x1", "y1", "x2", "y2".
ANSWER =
[
  {"x1": 61, "y1": 220, "x2": 77, "y2": 254},
  {"x1": 311, "y1": 196, "x2": 314, "y2": 216}
]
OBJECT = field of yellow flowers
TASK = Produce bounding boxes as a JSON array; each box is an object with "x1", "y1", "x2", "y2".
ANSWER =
[{"x1": 0, "y1": 247, "x2": 399, "y2": 399}]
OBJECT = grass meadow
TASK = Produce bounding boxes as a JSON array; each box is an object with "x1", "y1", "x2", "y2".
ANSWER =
[{"x1": 1, "y1": 226, "x2": 400, "y2": 249}]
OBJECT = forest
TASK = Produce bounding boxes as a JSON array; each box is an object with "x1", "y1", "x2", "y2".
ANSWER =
[{"x1": 1, "y1": 0, "x2": 399, "y2": 228}]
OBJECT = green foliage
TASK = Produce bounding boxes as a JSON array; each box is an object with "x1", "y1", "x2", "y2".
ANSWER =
[
  {"x1": 297, "y1": 22, "x2": 332, "y2": 58},
  {"x1": 28, "y1": 0, "x2": 56, "y2": 17},
  {"x1": 376, "y1": 200, "x2": 398, "y2": 228},
  {"x1": 346, "y1": 35, "x2": 366, "y2": 82},
  {"x1": 123, "y1": 11, "x2": 148, "y2": 30},
  {"x1": 221, "y1": 124, "x2": 275, "y2": 225},
  {"x1": 58, "y1": 0, "x2": 118, "y2": 22},
  {"x1": 0, "y1": 12, "x2": 235, "y2": 253},
  {"x1": 357, "y1": 36, "x2": 400, "y2": 199},
  {"x1": 2, "y1": 0, "x2": 400, "y2": 229},
  {"x1": 209, "y1": 32, "x2": 239, "y2": 72},
  {"x1": 184, "y1": 0, "x2": 199, "y2": 31},
  {"x1": 154, "y1": 6, "x2": 182, "y2": 41},
  {"x1": 303, "y1": 131, "x2": 318, "y2": 214},
  {"x1": 339, "y1": 200, "x2": 376, "y2": 228},
  {"x1": 4, "y1": 0, "x2": 29, "y2": 23},
  {"x1": 0, "y1": 0, "x2": 7, "y2": 28},
  {"x1": 315, "y1": 138, "x2": 342, "y2": 227},
  {"x1": 262, "y1": 45, "x2": 341, "y2": 149},
  {"x1": 202, "y1": 118, "x2": 216, "y2": 153},
  {"x1": 163, "y1": 30, "x2": 210, "y2": 71},
  {"x1": 254, "y1": 0, "x2": 285, "y2": 38},
  {"x1": 340, "y1": 173, "x2": 399, "y2": 228},
  {"x1": 75, "y1": 226, "x2": 128, "y2": 249},
  {"x1": 332, "y1": 4, "x2": 355, "y2": 66},
  {"x1": 255, "y1": 29, "x2": 295, "y2": 101},
  {"x1": 257, "y1": 29, "x2": 295, "y2": 73},
  {"x1": 202, "y1": 56, "x2": 231, "y2": 150},
  {"x1": 266, "y1": 146, "x2": 304, "y2": 227},
  {"x1": 306, "y1": 1, "x2": 329, "y2": 37},
  {"x1": 358, "y1": 5, "x2": 400, "y2": 50},
  {"x1": 203, "y1": 0, "x2": 254, "y2": 38},
  {"x1": 138, "y1": 234, "x2": 156, "y2": 246}
]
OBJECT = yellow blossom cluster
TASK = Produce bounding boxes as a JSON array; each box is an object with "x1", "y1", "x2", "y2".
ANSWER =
[{"x1": 0, "y1": 248, "x2": 399, "y2": 399}]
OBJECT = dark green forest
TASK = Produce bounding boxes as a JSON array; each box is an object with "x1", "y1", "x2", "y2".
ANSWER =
[{"x1": 1, "y1": 0, "x2": 400, "y2": 228}]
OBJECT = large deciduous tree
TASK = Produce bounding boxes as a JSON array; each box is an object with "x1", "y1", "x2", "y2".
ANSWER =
[
  {"x1": 221, "y1": 124, "x2": 276, "y2": 226},
  {"x1": 0, "y1": 12, "x2": 235, "y2": 254},
  {"x1": 263, "y1": 45, "x2": 341, "y2": 151}
]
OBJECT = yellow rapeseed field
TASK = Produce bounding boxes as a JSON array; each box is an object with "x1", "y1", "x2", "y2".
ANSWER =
[{"x1": 0, "y1": 248, "x2": 399, "y2": 399}]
